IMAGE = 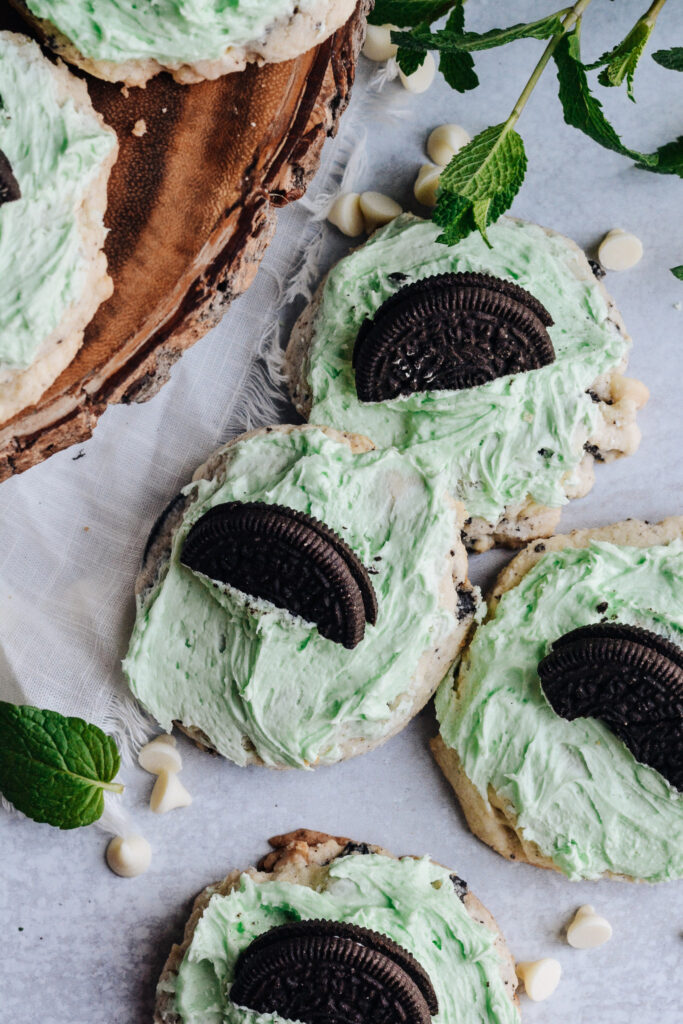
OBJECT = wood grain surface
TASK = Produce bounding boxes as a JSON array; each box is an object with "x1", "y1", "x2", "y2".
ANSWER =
[{"x1": 0, "y1": 2, "x2": 369, "y2": 479}]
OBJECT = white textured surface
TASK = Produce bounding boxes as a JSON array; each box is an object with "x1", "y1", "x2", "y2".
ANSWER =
[{"x1": 1, "y1": 1, "x2": 682, "y2": 1021}]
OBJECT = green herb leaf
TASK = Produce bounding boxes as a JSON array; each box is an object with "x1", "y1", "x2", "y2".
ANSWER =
[
  {"x1": 652, "y1": 47, "x2": 683, "y2": 71},
  {"x1": 553, "y1": 30, "x2": 657, "y2": 166},
  {"x1": 438, "y1": 4, "x2": 478, "y2": 93},
  {"x1": 369, "y1": 0, "x2": 455, "y2": 28},
  {"x1": 392, "y1": 12, "x2": 564, "y2": 57},
  {"x1": 396, "y1": 42, "x2": 427, "y2": 76},
  {"x1": 434, "y1": 123, "x2": 527, "y2": 245},
  {"x1": 0, "y1": 702, "x2": 123, "y2": 830},
  {"x1": 637, "y1": 136, "x2": 683, "y2": 177},
  {"x1": 671, "y1": 265, "x2": 683, "y2": 280},
  {"x1": 589, "y1": 19, "x2": 653, "y2": 100}
]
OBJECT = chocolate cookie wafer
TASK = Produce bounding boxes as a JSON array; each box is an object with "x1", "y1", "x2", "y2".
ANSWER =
[
  {"x1": 539, "y1": 623, "x2": 683, "y2": 790},
  {"x1": 181, "y1": 501, "x2": 377, "y2": 648},
  {"x1": 353, "y1": 272, "x2": 555, "y2": 402},
  {"x1": 231, "y1": 919, "x2": 437, "y2": 1023}
]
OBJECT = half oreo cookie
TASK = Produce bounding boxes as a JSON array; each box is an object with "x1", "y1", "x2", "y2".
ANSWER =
[
  {"x1": 353, "y1": 272, "x2": 555, "y2": 402},
  {"x1": 0, "y1": 149, "x2": 21, "y2": 206},
  {"x1": 230, "y1": 919, "x2": 438, "y2": 1024},
  {"x1": 181, "y1": 502, "x2": 377, "y2": 649},
  {"x1": 538, "y1": 623, "x2": 683, "y2": 790}
]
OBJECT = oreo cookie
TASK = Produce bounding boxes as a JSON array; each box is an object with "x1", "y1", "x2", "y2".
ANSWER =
[
  {"x1": 230, "y1": 919, "x2": 438, "y2": 1024},
  {"x1": 352, "y1": 272, "x2": 555, "y2": 403},
  {"x1": 181, "y1": 502, "x2": 377, "y2": 649},
  {"x1": 0, "y1": 149, "x2": 21, "y2": 206},
  {"x1": 538, "y1": 623, "x2": 683, "y2": 790}
]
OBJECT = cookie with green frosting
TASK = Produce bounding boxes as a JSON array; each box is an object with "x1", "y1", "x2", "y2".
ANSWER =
[
  {"x1": 433, "y1": 516, "x2": 683, "y2": 882},
  {"x1": 285, "y1": 214, "x2": 648, "y2": 552},
  {"x1": 0, "y1": 30, "x2": 118, "y2": 425},
  {"x1": 124, "y1": 425, "x2": 478, "y2": 769},
  {"x1": 153, "y1": 829, "x2": 520, "y2": 1024},
  {"x1": 13, "y1": 0, "x2": 357, "y2": 87}
]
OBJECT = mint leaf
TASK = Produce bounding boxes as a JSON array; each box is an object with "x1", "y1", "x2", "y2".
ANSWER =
[
  {"x1": 369, "y1": 0, "x2": 454, "y2": 28},
  {"x1": 434, "y1": 123, "x2": 527, "y2": 245},
  {"x1": 652, "y1": 47, "x2": 683, "y2": 71},
  {"x1": 439, "y1": 4, "x2": 478, "y2": 93},
  {"x1": 671, "y1": 266, "x2": 683, "y2": 280},
  {"x1": 396, "y1": 43, "x2": 427, "y2": 76},
  {"x1": 0, "y1": 702, "x2": 123, "y2": 829},
  {"x1": 637, "y1": 136, "x2": 683, "y2": 177},
  {"x1": 553, "y1": 30, "x2": 657, "y2": 166},
  {"x1": 392, "y1": 12, "x2": 564, "y2": 56},
  {"x1": 590, "y1": 20, "x2": 653, "y2": 100}
]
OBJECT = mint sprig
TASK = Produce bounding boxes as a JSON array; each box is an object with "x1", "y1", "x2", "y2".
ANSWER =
[
  {"x1": 0, "y1": 702, "x2": 123, "y2": 829},
  {"x1": 672, "y1": 266, "x2": 683, "y2": 280},
  {"x1": 372, "y1": 0, "x2": 678, "y2": 246}
]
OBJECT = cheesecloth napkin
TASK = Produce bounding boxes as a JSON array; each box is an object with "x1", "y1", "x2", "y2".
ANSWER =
[{"x1": 0, "y1": 61, "x2": 406, "y2": 773}]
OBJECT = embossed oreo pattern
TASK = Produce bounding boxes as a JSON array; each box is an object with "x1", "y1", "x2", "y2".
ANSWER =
[
  {"x1": 538, "y1": 623, "x2": 683, "y2": 790},
  {"x1": 181, "y1": 501, "x2": 377, "y2": 649},
  {"x1": 352, "y1": 272, "x2": 555, "y2": 402},
  {"x1": 230, "y1": 919, "x2": 438, "y2": 1024}
]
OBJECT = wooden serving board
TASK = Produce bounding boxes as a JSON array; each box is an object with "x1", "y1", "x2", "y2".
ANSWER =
[{"x1": 0, "y1": 2, "x2": 369, "y2": 480}]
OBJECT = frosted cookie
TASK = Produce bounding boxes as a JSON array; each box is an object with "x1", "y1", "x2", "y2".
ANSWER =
[
  {"x1": 13, "y1": 0, "x2": 357, "y2": 87},
  {"x1": 154, "y1": 828, "x2": 520, "y2": 1024},
  {"x1": 0, "y1": 31, "x2": 117, "y2": 426},
  {"x1": 433, "y1": 516, "x2": 683, "y2": 882},
  {"x1": 124, "y1": 425, "x2": 478, "y2": 769},
  {"x1": 285, "y1": 215, "x2": 647, "y2": 551}
]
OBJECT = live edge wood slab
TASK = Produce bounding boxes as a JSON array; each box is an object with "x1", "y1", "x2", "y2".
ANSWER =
[{"x1": 0, "y1": 2, "x2": 370, "y2": 480}]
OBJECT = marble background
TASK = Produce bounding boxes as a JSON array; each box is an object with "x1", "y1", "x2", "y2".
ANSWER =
[{"x1": 1, "y1": 1, "x2": 682, "y2": 1021}]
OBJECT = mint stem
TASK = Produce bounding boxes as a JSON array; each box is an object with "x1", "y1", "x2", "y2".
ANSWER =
[
  {"x1": 643, "y1": 0, "x2": 668, "y2": 27},
  {"x1": 100, "y1": 780, "x2": 125, "y2": 794},
  {"x1": 507, "y1": 0, "x2": 594, "y2": 128}
]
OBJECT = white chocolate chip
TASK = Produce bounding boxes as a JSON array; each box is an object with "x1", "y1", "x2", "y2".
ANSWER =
[
  {"x1": 132, "y1": 118, "x2": 147, "y2": 138},
  {"x1": 610, "y1": 374, "x2": 650, "y2": 408},
  {"x1": 359, "y1": 192, "x2": 403, "y2": 234},
  {"x1": 516, "y1": 958, "x2": 562, "y2": 1001},
  {"x1": 427, "y1": 123, "x2": 470, "y2": 166},
  {"x1": 413, "y1": 164, "x2": 441, "y2": 208},
  {"x1": 327, "y1": 193, "x2": 365, "y2": 237},
  {"x1": 150, "y1": 770, "x2": 192, "y2": 814},
  {"x1": 362, "y1": 24, "x2": 398, "y2": 62},
  {"x1": 399, "y1": 52, "x2": 436, "y2": 94},
  {"x1": 598, "y1": 229, "x2": 643, "y2": 271},
  {"x1": 106, "y1": 835, "x2": 152, "y2": 878},
  {"x1": 567, "y1": 905, "x2": 613, "y2": 949},
  {"x1": 138, "y1": 736, "x2": 183, "y2": 775}
]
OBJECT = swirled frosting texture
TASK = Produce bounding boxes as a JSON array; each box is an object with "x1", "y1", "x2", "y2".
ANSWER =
[
  {"x1": 436, "y1": 540, "x2": 683, "y2": 881},
  {"x1": 124, "y1": 429, "x2": 465, "y2": 768},
  {"x1": 24, "y1": 0, "x2": 322, "y2": 65},
  {"x1": 170, "y1": 854, "x2": 520, "y2": 1024},
  {"x1": 303, "y1": 215, "x2": 629, "y2": 523},
  {"x1": 0, "y1": 31, "x2": 115, "y2": 371}
]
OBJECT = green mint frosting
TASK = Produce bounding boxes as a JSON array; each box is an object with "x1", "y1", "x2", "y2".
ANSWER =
[
  {"x1": 436, "y1": 540, "x2": 683, "y2": 881},
  {"x1": 304, "y1": 215, "x2": 629, "y2": 523},
  {"x1": 0, "y1": 32, "x2": 115, "y2": 370},
  {"x1": 124, "y1": 428, "x2": 466, "y2": 768},
  {"x1": 24, "y1": 0, "x2": 321, "y2": 65},
  {"x1": 170, "y1": 853, "x2": 520, "y2": 1024}
]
